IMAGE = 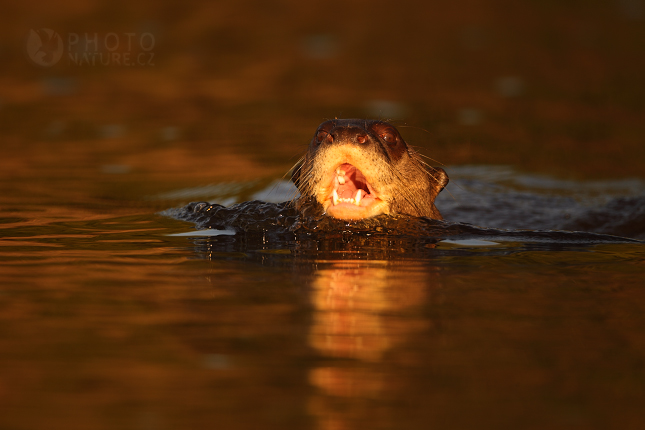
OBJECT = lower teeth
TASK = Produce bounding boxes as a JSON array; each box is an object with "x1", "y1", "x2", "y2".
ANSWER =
[{"x1": 332, "y1": 190, "x2": 363, "y2": 206}]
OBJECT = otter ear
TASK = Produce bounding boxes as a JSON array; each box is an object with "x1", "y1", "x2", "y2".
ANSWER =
[
  {"x1": 290, "y1": 160, "x2": 304, "y2": 190},
  {"x1": 429, "y1": 167, "x2": 449, "y2": 194}
]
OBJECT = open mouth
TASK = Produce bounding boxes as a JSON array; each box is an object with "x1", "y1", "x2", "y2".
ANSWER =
[{"x1": 324, "y1": 163, "x2": 386, "y2": 219}]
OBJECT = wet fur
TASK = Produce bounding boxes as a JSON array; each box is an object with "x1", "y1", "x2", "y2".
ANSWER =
[{"x1": 292, "y1": 119, "x2": 449, "y2": 219}]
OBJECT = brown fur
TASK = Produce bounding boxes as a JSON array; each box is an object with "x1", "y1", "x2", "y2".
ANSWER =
[{"x1": 292, "y1": 119, "x2": 448, "y2": 219}]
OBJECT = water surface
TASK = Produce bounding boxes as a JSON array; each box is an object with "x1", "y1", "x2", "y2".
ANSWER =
[{"x1": 1, "y1": 164, "x2": 644, "y2": 430}]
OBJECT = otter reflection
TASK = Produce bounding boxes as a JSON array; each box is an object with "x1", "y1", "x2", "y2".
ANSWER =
[{"x1": 306, "y1": 262, "x2": 439, "y2": 429}]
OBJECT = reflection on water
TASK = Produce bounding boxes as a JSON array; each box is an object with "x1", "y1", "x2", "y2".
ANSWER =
[
  {"x1": 309, "y1": 264, "x2": 428, "y2": 361},
  {"x1": 307, "y1": 263, "x2": 433, "y2": 429}
]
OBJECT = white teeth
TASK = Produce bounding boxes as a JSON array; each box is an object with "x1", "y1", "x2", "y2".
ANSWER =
[
  {"x1": 331, "y1": 189, "x2": 365, "y2": 206},
  {"x1": 336, "y1": 167, "x2": 346, "y2": 184}
]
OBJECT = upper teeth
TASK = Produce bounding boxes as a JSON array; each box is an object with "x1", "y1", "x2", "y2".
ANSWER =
[
  {"x1": 336, "y1": 167, "x2": 346, "y2": 184},
  {"x1": 332, "y1": 166, "x2": 365, "y2": 206}
]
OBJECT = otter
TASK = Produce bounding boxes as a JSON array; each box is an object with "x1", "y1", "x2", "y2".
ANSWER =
[{"x1": 291, "y1": 119, "x2": 449, "y2": 220}]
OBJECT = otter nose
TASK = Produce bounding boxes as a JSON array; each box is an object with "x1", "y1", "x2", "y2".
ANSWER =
[{"x1": 328, "y1": 126, "x2": 369, "y2": 145}]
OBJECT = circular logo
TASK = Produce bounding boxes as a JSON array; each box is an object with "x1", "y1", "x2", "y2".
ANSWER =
[{"x1": 25, "y1": 28, "x2": 63, "y2": 67}]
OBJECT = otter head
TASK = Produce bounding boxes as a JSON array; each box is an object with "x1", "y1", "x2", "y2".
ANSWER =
[{"x1": 291, "y1": 119, "x2": 449, "y2": 220}]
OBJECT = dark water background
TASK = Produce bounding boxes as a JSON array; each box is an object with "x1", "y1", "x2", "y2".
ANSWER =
[{"x1": 2, "y1": 1, "x2": 645, "y2": 429}]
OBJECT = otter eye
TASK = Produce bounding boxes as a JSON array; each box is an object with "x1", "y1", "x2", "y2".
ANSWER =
[{"x1": 380, "y1": 132, "x2": 397, "y2": 145}]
